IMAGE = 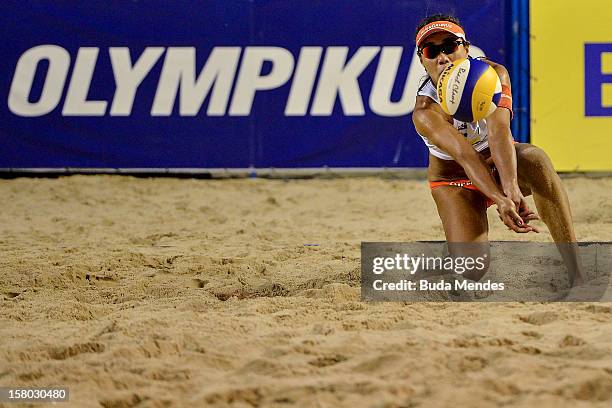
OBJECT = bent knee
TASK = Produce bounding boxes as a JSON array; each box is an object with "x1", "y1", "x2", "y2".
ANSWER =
[{"x1": 517, "y1": 144, "x2": 554, "y2": 171}]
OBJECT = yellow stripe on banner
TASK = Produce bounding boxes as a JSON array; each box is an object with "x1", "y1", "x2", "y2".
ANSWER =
[
  {"x1": 600, "y1": 52, "x2": 612, "y2": 106},
  {"x1": 531, "y1": 0, "x2": 612, "y2": 171},
  {"x1": 603, "y1": 83, "x2": 612, "y2": 107},
  {"x1": 602, "y1": 52, "x2": 612, "y2": 73}
]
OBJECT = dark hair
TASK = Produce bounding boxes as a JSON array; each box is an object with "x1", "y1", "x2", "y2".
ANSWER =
[{"x1": 415, "y1": 14, "x2": 468, "y2": 45}]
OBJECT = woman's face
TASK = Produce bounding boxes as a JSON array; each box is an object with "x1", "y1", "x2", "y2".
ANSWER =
[{"x1": 419, "y1": 31, "x2": 469, "y2": 85}]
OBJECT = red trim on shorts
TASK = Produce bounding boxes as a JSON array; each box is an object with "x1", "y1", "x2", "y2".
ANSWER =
[{"x1": 429, "y1": 179, "x2": 495, "y2": 208}]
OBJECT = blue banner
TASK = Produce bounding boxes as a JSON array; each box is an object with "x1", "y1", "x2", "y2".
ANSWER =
[{"x1": 0, "y1": 1, "x2": 509, "y2": 169}]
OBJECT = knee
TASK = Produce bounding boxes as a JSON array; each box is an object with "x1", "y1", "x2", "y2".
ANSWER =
[
  {"x1": 519, "y1": 145, "x2": 554, "y2": 173},
  {"x1": 517, "y1": 145, "x2": 559, "y2": 192}
]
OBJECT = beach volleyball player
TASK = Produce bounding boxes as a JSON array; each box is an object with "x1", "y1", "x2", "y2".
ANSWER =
[{"x1": 412, "y1": 14, "x2": 585, "y2": 286}]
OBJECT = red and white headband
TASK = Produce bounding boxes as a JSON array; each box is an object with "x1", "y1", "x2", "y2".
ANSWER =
[{"x1": 415, "y1": 21, "x2": 466, "y2": 48}]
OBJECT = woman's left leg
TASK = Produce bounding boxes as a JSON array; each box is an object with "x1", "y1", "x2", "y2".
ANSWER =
[{"x1": 514, "y1": 143, "x2": 585, "y2": 286}]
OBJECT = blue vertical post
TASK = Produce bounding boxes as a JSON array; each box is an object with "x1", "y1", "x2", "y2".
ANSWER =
[
  {"x1": 510, "y1": 0, "x2": 519, "y2": 139},
  {"x1": 519, "y1": 0, "x2": 530, "y2": 143},
  {"x1": 510, "y1": 0, "x2": 530, "y2": 143}
]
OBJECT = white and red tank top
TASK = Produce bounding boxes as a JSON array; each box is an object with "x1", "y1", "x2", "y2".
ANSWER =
[{"x1": 415, "y1": 76, "x2": 490, "y2": 161}]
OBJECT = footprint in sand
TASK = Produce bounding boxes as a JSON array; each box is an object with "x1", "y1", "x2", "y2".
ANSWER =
[
  {"x1": 559, "y1": 334, "x2": 586, "y2": 347},
  {"x1": 518, "y1": 311, "x2": 559, "y2": 326},
  {"x1": 309, "y1": 354, "x2": 348, "y2": 368},
  {"x1": 48, "y1": 342, "x2": 105, "y2": 360},
  {"x1": 189, "y1": 278, "x2": 208, "y2": 288},
  {"x1": 85, "y1": 274, "x2": 119, "y2": 286},
  {"x1": 3, "y1": 291, "x2": 22, "y2": 299}
]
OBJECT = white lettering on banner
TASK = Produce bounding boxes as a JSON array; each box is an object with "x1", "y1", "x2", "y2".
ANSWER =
[
  {"x1": 285, "y1": 47, "x2": 323, "y2": 116},
  {"x1": 229, "y1": 47, "x2": 294, "y2": 115},
  {"x1": 110, "y1": 47, "x2": 165, "y2": 116},
  {"x1": 8, "y1": 45, "x2": 70, "y2": 116},
  {"x1": 311, "y1": 46, "x2": 380, "y2": 116},
  {"x1": 7, "y1": 45, "x2": 487, "y2": 117},
  {"x1": 370, "y1": 47, "x2": 414, "y2": 116},
  {"x1": 63, "y1": 47, "x2": 107, "y2": 116},
  {"x1": 152, "y1": 47, "x2": 241, "y2": 116}
]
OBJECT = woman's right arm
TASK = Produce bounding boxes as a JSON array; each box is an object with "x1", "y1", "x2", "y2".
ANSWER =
[{"x1": 412, "y1": 96, "x2": 533, "y2": 233}]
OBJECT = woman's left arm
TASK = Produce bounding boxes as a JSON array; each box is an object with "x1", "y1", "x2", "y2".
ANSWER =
[{"x1": 481, "y1": 61, "x2": 521, "y2": 205}]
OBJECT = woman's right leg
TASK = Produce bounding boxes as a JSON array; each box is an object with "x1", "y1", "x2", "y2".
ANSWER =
[{"x1": 431, "y1": 186, "x2": 491, "y2": 281}]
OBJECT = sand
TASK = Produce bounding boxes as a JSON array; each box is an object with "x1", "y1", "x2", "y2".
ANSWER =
[{"x1": 1, "y1": 175, "x2": 612, "y2": 407}]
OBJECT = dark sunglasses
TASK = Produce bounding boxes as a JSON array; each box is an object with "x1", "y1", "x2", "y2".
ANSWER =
[{"x1": 419, "y1": 39, "x2": 465, "y2": 59}]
